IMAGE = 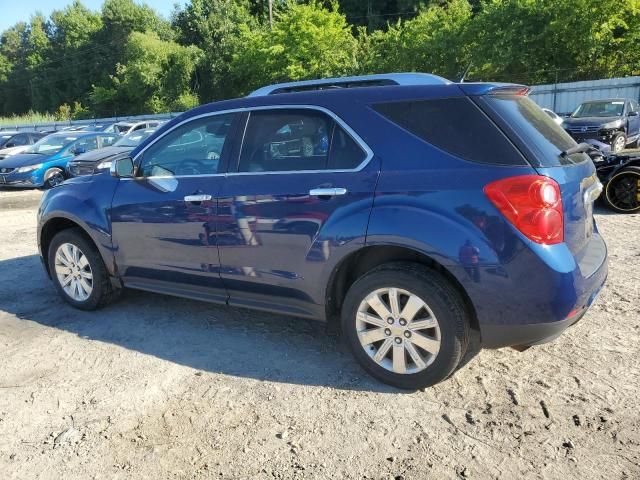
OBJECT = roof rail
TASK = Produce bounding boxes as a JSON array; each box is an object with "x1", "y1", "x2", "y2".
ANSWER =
[{"x1": 247, "y1": 73, "x2": 451, "y2": 97}]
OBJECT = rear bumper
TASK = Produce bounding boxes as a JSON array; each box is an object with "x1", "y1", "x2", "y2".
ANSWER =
[
  {"x1": 481, "y1": 302, "x2": 591, "y2": 349},
  {"x1": 470, "y1": 232, "x2": 608, "y2": 349}
]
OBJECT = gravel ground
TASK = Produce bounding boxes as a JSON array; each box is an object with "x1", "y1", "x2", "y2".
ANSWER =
[{"x1": 0, "y1": 189, "x2": 638, "y2": 480}]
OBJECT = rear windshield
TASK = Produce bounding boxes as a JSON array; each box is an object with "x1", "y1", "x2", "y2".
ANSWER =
[
  {"x1": 372, "y1": 97, "x2": 527, "y2": 165},
  {"x1": 478, "y1": 95, "x2": 584, "y2": 166}
]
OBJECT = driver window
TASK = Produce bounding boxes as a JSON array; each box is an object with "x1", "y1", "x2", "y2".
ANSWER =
[{"x1": 140, "y1": 114, "x2": 235, "y2": 177}]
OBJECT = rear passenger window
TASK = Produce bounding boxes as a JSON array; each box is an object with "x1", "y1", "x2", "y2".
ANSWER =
[
  {"x1": 372, "y1": 97, "x2": 526, "y2": 165},
  {"x1": 238, "y1": 109, "x2": 366, "y2": 172},
  {"x1": 329, "y1": 126, "x2": 367, "y2": 169}
]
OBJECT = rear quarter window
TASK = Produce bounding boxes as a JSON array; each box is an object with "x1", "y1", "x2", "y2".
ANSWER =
[
  {"x1": 478, "y1": 95, "x2": 583, "y2": 166},
  {"x1": 372, "y1": 97, "x2": 527, "y2": 165}
]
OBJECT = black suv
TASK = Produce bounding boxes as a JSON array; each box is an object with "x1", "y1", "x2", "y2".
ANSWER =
[{"x1": 563, "y1": 98, "x2": 640, "y2": 153}]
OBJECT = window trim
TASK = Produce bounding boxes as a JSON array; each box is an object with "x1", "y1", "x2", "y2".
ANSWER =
[{"x1": 130, "y1": 105, "x2": 373, "y2": 179}]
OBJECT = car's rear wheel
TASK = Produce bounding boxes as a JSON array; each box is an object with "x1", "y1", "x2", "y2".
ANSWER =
[
  {"x1": 341, "y1": 263, "x2": 470, "y2": 390},
  {"x1": 47, "y1": 228, "x2": 117, "y2": 310},
  {"x1": 603, "y1": 166, "x2": 640, "y2": 213},
  {"x1": 612, "y1": 133, "x2": 627, "y2": 153},
  {"x1": 43, "y1": 168, "x2": 64, "y2": 189}
]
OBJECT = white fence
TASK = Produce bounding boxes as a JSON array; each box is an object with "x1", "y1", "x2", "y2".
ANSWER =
[{"x1": 529, "y1": 76, "x2": 640, "y2": 115}]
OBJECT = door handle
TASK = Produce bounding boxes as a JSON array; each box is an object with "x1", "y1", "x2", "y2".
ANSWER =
[
  {"x1": 184, "y1": 194, "x2": 212, "y2": 202},
  {"x1": 309, "y1": 188, "x2": 347, "y2": 197}
]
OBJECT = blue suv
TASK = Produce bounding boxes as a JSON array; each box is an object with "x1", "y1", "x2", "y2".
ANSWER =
[{"x1": 37, "y1": 74, "x2": 608, "y2": 389}]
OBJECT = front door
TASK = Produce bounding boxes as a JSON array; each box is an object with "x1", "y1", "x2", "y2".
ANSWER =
[
  {"x1": 110, "y1": 113, "x2": 238, "y2": 302},
  {"x1": 628, "y1": 100, "x2": 640, "y2": 139},
  {"x1": 217, "y1": 108, "x2": 379, "y2": 318}
]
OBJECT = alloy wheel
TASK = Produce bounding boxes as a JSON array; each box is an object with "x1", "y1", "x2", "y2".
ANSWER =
[
  {"x1": 54, "y1": 243, "x2": 94, "y2": 301},
  {"x1": 613, "y1": 135, "x2": 626, "y2": 153},
  {"x1": 607, "y1": 170, "x2": 640, "y2": 211},
  {"x1": 356, "y1": 287, "x2": 441, "y2": 375}
]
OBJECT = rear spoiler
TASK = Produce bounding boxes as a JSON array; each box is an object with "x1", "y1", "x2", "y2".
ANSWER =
[{"x1": 457, "y1": 83, "x2": 530, "y2": 96}]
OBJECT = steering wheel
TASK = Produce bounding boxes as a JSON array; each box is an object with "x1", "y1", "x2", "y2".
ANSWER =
[{"x1": 176, "y1": 159, "x2": 207, "y2": 176}]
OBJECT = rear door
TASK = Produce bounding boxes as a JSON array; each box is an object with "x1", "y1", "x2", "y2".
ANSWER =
[
  {"x1": 217, "y1": 107, "x2": 378, "y2": 318},
  {"x1": 110, "y1": 113, "x2": 239, "y2": 301}
]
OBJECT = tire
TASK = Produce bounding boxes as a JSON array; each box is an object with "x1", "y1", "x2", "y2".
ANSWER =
[
  {"x1": 47, "y1": 228, "x2": 117, "y2": 310},
  {"x1": 43, "y1": 167, "x2": 64, "y2": 189},
  {"x1": 341, "y1": 262, "x2": 470, "y2": 390},
  {"x1": 602, "y1": 166, "x2": 640, "y2": 213},
  {"x1": 611, "y1": 133, "x2": 627, "y2": 153}
]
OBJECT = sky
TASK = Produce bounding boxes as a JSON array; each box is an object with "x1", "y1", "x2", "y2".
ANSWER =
[{"x1": 0, "y1": 0, "x2": 178, "y2": 32}]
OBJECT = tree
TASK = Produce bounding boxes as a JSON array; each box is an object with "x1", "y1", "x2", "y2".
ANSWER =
[
  {"x1": 173, "y1": 0, "x2": 257, "y2": 101},
  {"x1": 90, "y1": 31, "x2": 202, "y2": 115},
  {"x1": 34, "y1": 2, "x2": 103, "y2": 112},
  {"x1": 360, "y1": 0, "x2": 473, "y2": 79},
  {"x1": 231, "y1": 1, "x2": 359, "y2": 95}
]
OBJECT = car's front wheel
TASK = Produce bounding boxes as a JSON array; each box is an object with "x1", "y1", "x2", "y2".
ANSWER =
[
  {"x1": 612, "y1": 133, "x2": 627, "y2": 153},
  {"x1": 43, "y1": 167, "x2": 64, "y2": 189},
  {"x1": 341, "y1": 263, "x2": 470, "y2": 390},
  {"x1": 47, "y1": 228, "x2": 117, "y2": 310}
]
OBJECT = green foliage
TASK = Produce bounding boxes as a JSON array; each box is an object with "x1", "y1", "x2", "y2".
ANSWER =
[
  {"x1": 231, "y1": 1, "x2": 359, "y2": 95},
  {"x1": 0, "y1": 111, "x2": 57, "y2": 127},
  {"x1": 173, "y1": 0, "x2": 257, "y2": 101},
  {"x1": 361, "y1": 0, "x2": 472, "y2": 79},
  {"x1": 91, "y1": 31, "x2": 202, "y2": 115},
  {"x1": 2, "y1": 0, "x2": 640, "y2": 119}
]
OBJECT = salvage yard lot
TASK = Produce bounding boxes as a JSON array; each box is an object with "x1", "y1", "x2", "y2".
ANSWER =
[{"x1": 0, "y1": 189, "x2": 638, "y2": 480}]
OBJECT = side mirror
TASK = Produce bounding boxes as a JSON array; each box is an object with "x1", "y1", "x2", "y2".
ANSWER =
[
  {"x1": 629, "y1": 111, "x2": 639, "y2": 116},
  {"x1": 73, "y1": 146, "x2": 86, "y2": 155},
  {"x1": 5, "y1": 142, "x2": 15, "y2": 148},
  {"x1": 111, "y1": 156, "x2": 135, "y2": 178}
]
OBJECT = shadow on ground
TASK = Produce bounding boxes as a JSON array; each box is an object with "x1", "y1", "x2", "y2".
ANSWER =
[{"x1": 0, "y1": 254, "x2": 396, "y2": 392}]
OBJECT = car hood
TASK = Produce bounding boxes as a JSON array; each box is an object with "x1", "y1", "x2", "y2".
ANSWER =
[
  {"x1": 563, "y1": 116, "x2": 623, "y2": 127},
  {"x1": 71, "y1": 146, "x2": 131, "y2": 163},
  {"x1": 0, "y1": 152, "x2": 51, "y2": 168}
]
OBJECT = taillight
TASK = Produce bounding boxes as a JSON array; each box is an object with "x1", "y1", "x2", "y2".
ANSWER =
[{"x1": 484, "y1": 175, "x2": 564, "y2": 245}]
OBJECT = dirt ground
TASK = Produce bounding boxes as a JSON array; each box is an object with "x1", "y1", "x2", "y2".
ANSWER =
[{"x1": 0, "y1": 188, "x2": 638, "y2": 480}]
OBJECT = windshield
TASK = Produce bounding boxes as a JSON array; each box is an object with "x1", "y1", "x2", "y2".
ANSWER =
[
  {"x1": 25, "y1": 134, "x2": 79, "y2": 154},
  {"x1": 114, "y1": 129, "x2": 155, "y2": 147},
  {"x1": 572, "y1": 101, "x2": 625, "y2": 118}
]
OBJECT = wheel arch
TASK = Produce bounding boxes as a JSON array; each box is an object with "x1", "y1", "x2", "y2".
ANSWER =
[
  {"x1": 40, "y1": 216, "x2": 108, "y2": 278},
  {"x1": 324, "y1": 244, "x2": 479, "y2": 334}
]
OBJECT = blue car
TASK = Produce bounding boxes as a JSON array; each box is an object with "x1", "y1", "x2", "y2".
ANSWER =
[
  {"x1": 0, "y1": 132, "x2": 118, "y2": 188},
  {"x1": 37, "y1": 73, "x2": 608, "y2": 389}
]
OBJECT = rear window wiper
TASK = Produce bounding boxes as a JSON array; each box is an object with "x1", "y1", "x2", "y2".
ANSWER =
[{"x1": 560, "y1": 142, "x2": 596, "y2": 157}]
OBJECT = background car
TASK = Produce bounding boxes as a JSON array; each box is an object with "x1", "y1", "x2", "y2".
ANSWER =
[
  {"x1": 0, "y1": 131, "x2": 48, "y2": 159},
  {"x1": 0, "y1": 132, "x2": 118, "y2": 188},
  {"x1": 104, "y1": 120, "x2": 163, "y2": 136},
  {"x1": 563, "y1": 98, "x2": 640, "y2": 153},
  {"x1": 541, "y1": 108, "x2": 563, "y2": 125},
  {"x1": 67, "y1": 128, "x2": 157, "y2": 177}
]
